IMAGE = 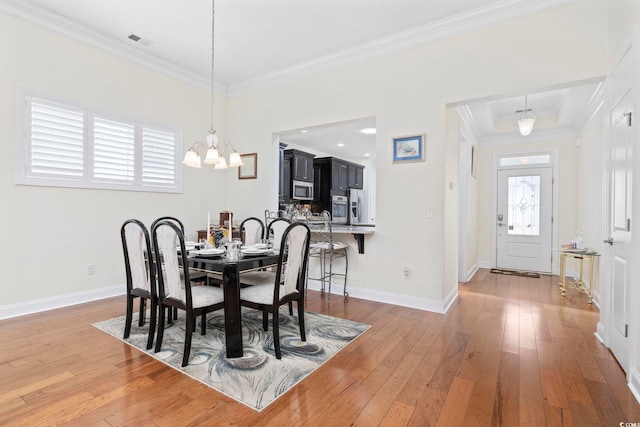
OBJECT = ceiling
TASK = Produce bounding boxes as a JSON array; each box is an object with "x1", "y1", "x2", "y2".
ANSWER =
[
  {"x1": 277, "y1": 117, "x2": 376, "y2": 161},
  {"x1": 1, "y1": 0, "x2": 601, "y2": 154}
]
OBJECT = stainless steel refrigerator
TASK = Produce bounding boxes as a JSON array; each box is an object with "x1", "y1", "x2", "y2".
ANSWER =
[{"x1": 349, "y1": 189, "x2": 370, "y2": 225}]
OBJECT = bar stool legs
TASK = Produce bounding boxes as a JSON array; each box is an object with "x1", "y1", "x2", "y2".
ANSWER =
[{"x1": 314, "y1": 247, "x2": 348, "y2": 304}]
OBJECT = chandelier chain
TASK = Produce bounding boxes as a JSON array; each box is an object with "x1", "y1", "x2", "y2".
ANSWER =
[{"x1": 210, "y1": 0, "x2": 215, "y2": 134}]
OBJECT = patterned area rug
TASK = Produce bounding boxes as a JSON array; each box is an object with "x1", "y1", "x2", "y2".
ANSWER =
[{"x1": 93, "y1": 309, "x2": 370, "y2": 411}]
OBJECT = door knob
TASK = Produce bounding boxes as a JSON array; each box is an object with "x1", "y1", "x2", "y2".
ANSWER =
[{"x1": 603, "y1": 238, "x2": 613, "y2": 245}]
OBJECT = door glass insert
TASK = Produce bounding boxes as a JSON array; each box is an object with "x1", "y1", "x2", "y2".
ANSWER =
[{"x1": 507, "y1": 175, "x2": 541, "y2": 235}]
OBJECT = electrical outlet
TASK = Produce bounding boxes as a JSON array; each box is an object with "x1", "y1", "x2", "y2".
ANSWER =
[
  {"x1": 87, "y1": 264, "x2": 95, "y2": 275},
  {"x1": 426, "y1": 208, "x2": 434, "y2": 218},
  {"x1": 403, "y1": 267, "x2": 410, "y2": 279}
]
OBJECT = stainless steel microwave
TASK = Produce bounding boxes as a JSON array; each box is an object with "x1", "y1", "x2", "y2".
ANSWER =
[{"x1": 292, "y1": 180, "x2": 313, "y2": 200}]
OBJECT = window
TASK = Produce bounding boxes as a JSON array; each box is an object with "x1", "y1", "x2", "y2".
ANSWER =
[
  {"x1": 16, "y1": 90, "x2": 182, "y2": 193},
  {"x1": 507, "y1": 175, "x2": 541, "y2": 236}
]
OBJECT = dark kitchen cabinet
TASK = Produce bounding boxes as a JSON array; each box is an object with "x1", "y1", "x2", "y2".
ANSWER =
[
  {"x1": 331, "y1": 160, "x2": 348, "y2": 191},
  {"x1": 285, "y1": 149, "x2": 315, "y2": 182},
  {"x1": 282, "y1": 157, "x2": 291, "y2": 202},
  {"x1": 313, "y1": 157, "x2": 365, "y2": 209},
  {"x1": 347, "y1": 164, "x2": 364, "y2": 189},
  {"x1": 278, "y1": 142, "x2": 288, "y2": 205}
]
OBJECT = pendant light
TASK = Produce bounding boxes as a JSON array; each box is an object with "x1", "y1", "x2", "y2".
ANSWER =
[
  {"x1": 516, "y1": 95, "x2": 536, "y2": 136},
  {"x1": 182, "y1": 0, "x2": 243, "y2": 169}
]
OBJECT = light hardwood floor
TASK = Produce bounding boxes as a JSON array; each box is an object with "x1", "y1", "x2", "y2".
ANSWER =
[{"x1": 1, "y1": 269, "x2": 639, "y2": 426}]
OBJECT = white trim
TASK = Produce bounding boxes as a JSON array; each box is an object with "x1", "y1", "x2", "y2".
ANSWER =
[
  {"x1": 0, "y1": 285, "x2": 124, "y2": 320},
  {"x1": 0, "y1": 0, "x2": 578, "y2": 97},
  {"x1": 629, "y1": 368, "x2": 640, "y2": 404},
  {"x1": 465, "y1": 263, "x2": 480, "y2": 283},
  {"x1": 307, "y1": 279, "x2": 455, "y2": 314}
]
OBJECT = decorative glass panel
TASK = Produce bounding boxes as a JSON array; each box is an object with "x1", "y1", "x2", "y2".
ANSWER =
[{"x1": 507, "y1": 175, "x2": 541, "y2": 235}]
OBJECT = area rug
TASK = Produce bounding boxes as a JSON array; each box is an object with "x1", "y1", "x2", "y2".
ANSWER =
[
  {"x1": 490, "y1": 268, "x2": 540, "y2": 278},
  {"x1": 93, "y1": 309, "x2": 370, "y2": 411}
]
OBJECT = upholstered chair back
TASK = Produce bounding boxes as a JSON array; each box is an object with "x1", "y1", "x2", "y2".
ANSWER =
[
  {"x1": 278, "y1": 222, "x2": 310, "y2": 298},
  {"x1": 152, "y1": 221, "x2": 188, "y2": 305},
  {"x1": 121, "y1": 219, "x2": 153, "y2": 293}
]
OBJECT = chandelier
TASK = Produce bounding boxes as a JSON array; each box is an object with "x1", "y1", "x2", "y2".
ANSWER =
[{"x1": 182, "y1": 0, "x2": 243, "y2": 169}]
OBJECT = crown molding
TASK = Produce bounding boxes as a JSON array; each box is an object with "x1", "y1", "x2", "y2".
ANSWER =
[
  {"x1": 457, "y1": 105, "x2": 482, "y2": 143},
  {"x1": 0, "y1": 0, "x2": 227, "y2": 94},
  {"x1": 1, "y1": 0, "x2": 578, "y2": 98},
  {"x1": 227, "y1": 0, "x2": 580, "y2": 96},
  {"x1": 574, "y1": 81, "x2": 605, "y2": 132}
]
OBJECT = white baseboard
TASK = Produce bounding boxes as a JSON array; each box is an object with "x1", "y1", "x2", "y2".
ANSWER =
[
  {"x1": 463, "y1": 263, "x2": 479, "y2": 283},
  {"x1": 0, "y1": 285, "x2": 124, "y2": 320},
  {"x1": 306, "y1": 279, "x2": 455, "y2": 314},
  {"x1": 629, "y1": 367, "x2": 640, "y2": 405},
  {"x1": 478, "y1": 260, "x2": 492, "y2": 269},
  {"x1": 594, "y1": 321, "x2": 606, "y2": 345}
]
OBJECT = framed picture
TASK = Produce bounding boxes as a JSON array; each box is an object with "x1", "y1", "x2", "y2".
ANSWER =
[
  {"x1": 238, "y1": 153, "x2": 257, "y2": 179},
  {"x1": 392, "y1": 134, "x2": 425, "y2": 164}
]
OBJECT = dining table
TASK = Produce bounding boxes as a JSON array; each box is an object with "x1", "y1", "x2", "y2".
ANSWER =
[{"x1": 186, "y1": 251, "x2": 280, "y2": 358}]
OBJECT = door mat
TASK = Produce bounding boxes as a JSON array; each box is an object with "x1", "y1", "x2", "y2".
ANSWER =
[{"x1": 490, "y1": 268, "x2": 540, "y2": 278}]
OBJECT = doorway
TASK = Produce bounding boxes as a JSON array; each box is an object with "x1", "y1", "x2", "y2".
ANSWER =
[{"x1": 496, "y1": 164, "x2": 553, "y2": 273}]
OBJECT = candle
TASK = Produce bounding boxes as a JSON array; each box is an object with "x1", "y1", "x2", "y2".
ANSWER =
[
  {"x1": 229, "y1": 212, "x2": 233, "y2": 240},
  {"x1": 207, "y1": 212, "x2": 210, "y2": 239}
]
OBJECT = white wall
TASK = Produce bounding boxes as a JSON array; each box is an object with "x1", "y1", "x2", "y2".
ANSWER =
[
  {"x1": 0, "y1": 14, "x2": 230, "y2": 310},
  {"x1": 575, "y1": 107, "x2": 605, "y2": 298},
  {"x1": 224, "y1": 0, "x2": 607, "y2": 308},
  {"x1": 0, "y1": 0, "x2": 609, "y2": 315}
]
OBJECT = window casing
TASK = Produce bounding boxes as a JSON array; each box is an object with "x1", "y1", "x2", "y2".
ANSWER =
[{"x1": 16, "y1": 90, "x2": 182, "y2": 193}]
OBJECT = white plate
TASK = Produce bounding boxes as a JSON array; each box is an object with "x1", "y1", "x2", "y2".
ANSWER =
[
  {"x1": 191, "y1": 248, "x2": 225, "y2": 256},
  {"x1": 240, "y1": 248, "x2": 271, "y2": 256}
]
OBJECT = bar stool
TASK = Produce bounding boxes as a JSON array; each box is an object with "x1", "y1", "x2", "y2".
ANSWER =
[{"x1": 306, "y1": 211, "x2": 349, "y2": 303}]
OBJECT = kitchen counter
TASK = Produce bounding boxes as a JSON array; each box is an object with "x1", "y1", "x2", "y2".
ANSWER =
[{"x1": 309, "y1": 224, "x2": 375, "y2": 254}]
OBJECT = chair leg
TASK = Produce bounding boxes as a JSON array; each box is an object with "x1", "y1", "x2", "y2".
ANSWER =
[
  {"x1": 138, "y1": 298, "x2": 146, "y2": 326},
  {"x1": 173, "y1": 307, "x2": 178, "y2": 320},
  {"x1": 288, "y1": 301, "x2": 293, "y2": 315},
  {"x1": 182, "y1": 314, "x2": 193, "y2": 367},
  {"x1": 344, "y1": 249, "x2": 349, "y2": 299},
  {"x1": 262, "y1": 308, "x2": 268, "y2": 331},
  {"x1": 328, "y1": 250, "x2": 333, "y2": 305},
  {"x1": 167, "y1": 306, "x2": 173, "y2": 325},
  {"x1": 146, "y1": 298, "x2": 157, "y2": 350},
  {"x1": 201, "y1": 313, "x2": 206, "y2": 335},
  {"x1": 273, "y1": 307, "x2": 281, "y2": 359},
  {"x1": 297, "y1": 298, "x2": 306, "y2": 342},
  {"x1": 155, "y1": 302, "x2": 166, "y2": 353},
  {"x1": 124, "y1": 295, "x2": 134, "y2": 339}
]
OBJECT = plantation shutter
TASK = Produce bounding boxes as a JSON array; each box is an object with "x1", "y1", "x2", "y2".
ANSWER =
[
  {"x1": 93, "y1": 117, "x2": 135, "y2": 181},
  {"x1": 142, "y1": 127, "x2": 176, "y2": 186},
  {"x1": 29, "y1": 100, "x2": 84, "y2": 178}
]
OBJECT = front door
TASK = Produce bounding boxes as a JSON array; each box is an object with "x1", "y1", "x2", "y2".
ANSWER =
[
  {"x1": 606, "y1": 46, "x2": 634, "y2": 372},
  {"x1": 496, "y1": 167, "x2": 553, "y2": 273}
]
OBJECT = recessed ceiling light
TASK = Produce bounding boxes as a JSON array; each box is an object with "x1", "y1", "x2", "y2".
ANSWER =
[
  {"x1": 359, "y1": 128, "x2": 377, "y2": 135},
  {"x1": 337, "y1": 143, "x2": 345, "y2": 147},
  {"x1": 364, "y1": 153, "x2": 371, "y2": 157},
  {"x1": 300, "y1": 130, "x2": 308, "y2": 133}
]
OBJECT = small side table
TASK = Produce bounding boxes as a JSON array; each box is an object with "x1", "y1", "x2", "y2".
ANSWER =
[{"x1": 558, "y1": 249, "x2": 599, "y2": 303}]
